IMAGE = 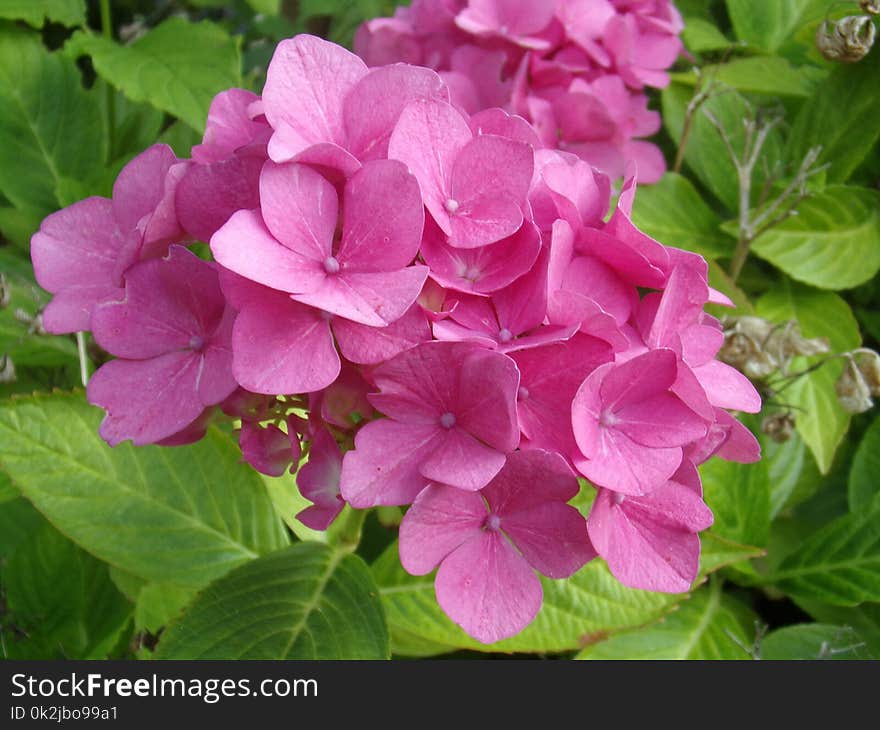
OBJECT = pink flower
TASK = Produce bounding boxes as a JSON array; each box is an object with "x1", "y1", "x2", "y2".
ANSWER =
[
  {"x1": 455, "y1": 0, "x2": 558, "y2": 50},
  {"x1": 87, "y1": 246, "x2": 237, "y2": 446},
  {"x1": 571, "y1": 348, "x2": 709, "y2": 495},
  {"x1": 340, "y1": 341, "x2": 520, "y2": 506},
  {"x1": 297, "y1": 426, "x2": 346, "y2": 530},
  {"x1": 389, "y1": 97, "x2": 534, "y2": 247},
  {"x1": 31, "y1": 144, "x2": 185, "y2": 333},
  {"x1": 399, "y1": 449, "x2": 596, "y2": 643},
  {"x1": 587, "y1": 460, "x2": 713, "y2": 592},
  {"x1": 239, "y1": 417, "x2": 302, "y2": 477}
]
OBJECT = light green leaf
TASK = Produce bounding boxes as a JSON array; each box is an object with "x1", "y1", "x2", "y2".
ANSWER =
[
  {"x1": 769, "y1": 494, "x2": 880, "y2": 605},
  {"x1": 3, "y1": 521, "x2": 132, "y2": 659},
  {"x1": 577, "y1": 581, "x2": 756, "y2": 659},
  {"x1": 681, "y1": 17, "x2": 732, "y2": 53},
  {"x1": 763, "y1": 430, "x2": 823, "y2": 518},
  {"x1": 372, "y1": 542, "x2": 680, "y2": 654},
  {"x1": 134, "y1": 583, "x2": 196, "y2": 635},
  {"x1": 751, "y1": 187, "x2": 880, "y2": 291},
  {"x1": 795, "y1": 599, "x2": 880, "y2": 656},
  {"x1": 662, "y1": 84, "x2": 784, "y2": 212},
  {"x1": 247, "y1": 0, "x2": 281, "y2": 13},
  {"x1": 261, "y1": 471, "x2": 327, "y2": 543},
  {"x1": 760, "y1": 623, "x2": 874, "y2": 660},
  {"x1": 756, "y1": 282, "x2": 861, "y2": 473},
  {"x1": 0, "y1": 26, "x2": 106, "y2": 219},
  {"x1": 725, "y1": 0, "x2": 827, "y2": 52},
  {"x1": 156, "y1": 542, "x2": 389, "y2": 659},
  {"x1": 157, "y1": 120, "x2": 202, "y2": 159},
  {"x1": 849, "y1": 414, "x2": 880, "y2": 513},
  {"x1": 699, "y1": 532, "x2": 765, "y2": 575},
  {"x1": 0, "y1": 497, "x2": 43, "y2": 558},
  {"x1": 701, "y1": 452, "x2": 771, "y2": 549},
  {"x1": 787, "y1": 45, "x2": 880, "y2": 183},
  {"x1": 629, "y1": 173, "x2": 734, "y2": 259},
  {"x1": 0, "y1": 391, "x2": 289, "y2": 590},
  {"x1": 67, "y1": 18, "x2": 242, "y2": 133},
  {"x1": 0, "y1": 0, "x2": 85, "y2": 28},
  {"x1": 671, "y1": 56, "x2": 824, "y2": 98}
]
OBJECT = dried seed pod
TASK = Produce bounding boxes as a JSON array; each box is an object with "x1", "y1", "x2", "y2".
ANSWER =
[
  {"x1": 0, "y1": 354, "x2": 15, "y2": 384},
  {"x1": 0, "y1": 273, "x2": 10, "y2": 309},
  {"x1": 860, "y1": 1, "x2": 880, "y2": 16},
  {"x1": 742, "y1": 351, "x2": 778, "y2": 380},
  {"x1": 835, "y1": 356, "x2": 874, "y2": 413},
  {"x1": 854, "y1": 349, "x2": 880, "y2": 395},
  {"x1": 762, "y1": 411, "x2": 796, "y2": 443},
  {"x1": 816, "y1": 16, "x2": 877, "y2": 63}
]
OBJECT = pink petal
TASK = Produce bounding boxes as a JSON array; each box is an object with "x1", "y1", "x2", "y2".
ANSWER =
[
  {"x1": 345, "y1": 64, "x2": 448, "y2": 161},
  {"x1": 259, "y1": 161, "x2": 337, "y2": 262},
  {"x1": 337, "y1": 160, "x2": 425, "y2": 271},
  {"x1": 333, "y1": 302, "x2": 430, "y2": 365},
  {"x1": 263, "y1": 35, "x2": 368, "y2": 162},
  {"x1": 388, "y1": 98, "x2": 472, "y2": 236},
  {"x1": 714, "y1": 409, "x2": 762, "y2": 463},
  {"x1": 469, "y1": 107, "x2": 542, "y2": 148},
  {"x1": 435, "y1": 530, "x2": 543, "y2": 644},
  {"x1": 456, "y1": 0, "x2": 556, "y2": 39},
  {"x1": 455, "y1": 347, "x2": 521, "y2": 452},
  {"x1": 293, "y1": 266, "x2": 429, "y2": 326},
  {"x1": 193, "y1": 88, "x2": 268, "y2": 164},
  {"x1": 419, "y1": 426, "x2": 508, "y2": 491},
  {"x1": 482, "y1": 449, "x2": 580, "y2": 513},
  {"x1": 546, "y1": 290, "x2": 630, "y2": 351},
  {"x1": 561, "y1": 255, "x2": 637, "y2": 325},
  {"x1": 239, "y1": 421, "x2": 301, "y2": 477},
  {"x1": 175, "y1": 155, "x2": 263, "y2": 243},
  {"x1": 87, "y1": 352, "x2": 203, "y2": 446},
  {"x1": 112, "y1": 144, "x2": 179, "y2": 233},
  {"x1": 210, "y1": 209, "x2": 325, "y2": 294},
  {"x1": 600, "y1": 348, "x2": 678, "y2": 409},
  {"x1": 339, "y1": 420, "x2": 440, "y2": 507},
  {"x1": 399, "y1": 484, "x2": 486, "y2": 575},
  {"x1": 232, "y1": 293, "x2": 339, "y2": 394},
  {"x1": 693, "y1": 360, "x2": 762, "y2": 413},
  {"x1": 614, "y1": 393, "x2": 708, "y2": 448},
  {"x1": 296, "y1": 427, "x2": 345, "y2": 530}
]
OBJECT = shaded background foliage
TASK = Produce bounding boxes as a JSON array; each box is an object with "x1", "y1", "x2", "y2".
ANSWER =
[{"x1": 0, "y1": 0, "x2": 878, "y2": 660}]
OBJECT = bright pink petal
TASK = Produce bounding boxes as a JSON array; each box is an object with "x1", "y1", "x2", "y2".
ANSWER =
[
  {"x1": 469, "y1": 107, "x2": 542, "y2": 148},
  {"x1": 600, "y1": 348, "x2": 678, "y2": 409},
  {"x1": 339, "y1": 420, "x2": 440, "y2": 507},
  {"x1": 399, "y1": 484, "x2": 486, "y2": 575},
  {"x1": 715, "y1": 409, "x2": 762, "y2": 463},
  {"x1": 337, "y1": 160, "x2": 424, "y2": 271},
  {"x1": 693, "y1": 360, "x2": 762, "y2": 413},
  {"x1": 240, "y1": 421, "x2": 301, "y2": 477},
  {"x1": 482, "y1": 449, "x2": 579, "y2": 513},
  {"x1": 333, "y1": 302, "x2": 430, "y2": 365},
  {"x1": 455, "y1": 347, "x2": 521, "y2": 452},
  {"x1": 87, "y1": 352, "x2": 203, "y2": 447},
  {"x1": 435, "y1": 530, "x2": 543, "y2": 644},
  {"x1": 562, "y1": 255, "x2": 636, "y2": 325},
  {"x1": 419, "y1": 426, "x2": 508, "y2": 491},
  {"x1": 232, "y1": 293, "x2": 339, "y2": 394},
  {"x1": 193, "y1": 88, "x2": 269, "y2": 164},
  {"x1": 456, "y1": 0, "x2": 556, "y2": 41},
  {"x1": 293, "y1": 266, "x2": 429, "y2": 326},
  {"x1": 296, "y1": 427, "x2": 345, "y2": 530},
  {"x1": 112, "y1": 144, "x2": 179, "y2": 233},
  {"x1": 210, "y1": 209, "x2": 325, "y2": 294},
  {"x1": 263, "y1": 35, "x2": 368, "y2": 162}
]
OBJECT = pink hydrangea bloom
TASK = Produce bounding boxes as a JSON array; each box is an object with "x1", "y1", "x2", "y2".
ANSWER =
[
  {"x1": 239, "y1": 417, "x2": 302, "y2": 477},
  {"x1": 340, "y1": 341, "x2": 520, "y2": 506},
  {"x1": 399, "y1": 449, "x2": 595, "y2": 643},
  {"x1": 86, "y1": 246, "x2": 237, "y2": 446},
  {"x1": 296, "y1": 426, "x2": 346, "y2": 530}
]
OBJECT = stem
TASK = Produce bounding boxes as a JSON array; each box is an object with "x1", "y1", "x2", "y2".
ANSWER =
[
  {"x1": 76, "y1": 332, "x2": 90, "y2": 387},
  {"x1": 331, "y1": 506, "x2": 367, "y2": 554},
  {"x1": 99, "y1": 0, "x2": 115, "y2": 157}
]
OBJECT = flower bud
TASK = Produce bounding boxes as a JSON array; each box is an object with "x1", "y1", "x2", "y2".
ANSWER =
[
  {"x1": 835, "y1": 357, "x2": 874, "y2": 413},
  {"x1": 816, "y1": 16, "x2": 877, "y2": 63},
  {"x1": 860, "y1": 1, "x2": 880, "y2": 16},
  {"x1": 762, "y1": 411, "x2": 796, "y2": 443}
]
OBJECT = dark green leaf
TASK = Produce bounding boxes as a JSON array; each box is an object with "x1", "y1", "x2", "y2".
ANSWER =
[
  {"x1": 760, "y1": 623, "x2": 874, "y2": 660},
  {"x1": 156, "y1": 542, "x2": 389, "y2": 659},
  {"x1": 850, "y1": 413, "x2": 880, "y2": 512},
  {"x1": 701, "y1": 451, "x2": 771, "y2": 549},
  {"x1": 0, "y1": 497, "x2": 43, "y2": 558},
  {"x1": 0, "y1": 391, "x2": 289, "y2": 590}
]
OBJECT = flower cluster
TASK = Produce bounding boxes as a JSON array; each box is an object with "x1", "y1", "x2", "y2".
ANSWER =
[
  {"x1": 30, "y1": 33, "x2": 759, "y2": 644},
  {"x1": 355, "y1": 0, "x2": 684, "y2": 183}
]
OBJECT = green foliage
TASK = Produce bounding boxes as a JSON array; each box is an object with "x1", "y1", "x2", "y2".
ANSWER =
[
  {"x1": 577, "y1": 581, "x2": 756, "y2": 660},
  {"x1": 156, "y1": 543, "x2": 389, "y2": 659},
  {"x1": 701, "y1": 451, "x2": 771, "y2": 549},
  {"x1": 850, "y1": 414, "x2": 880, "y2": 512},
  {"x1": 0, "y1": 0, "x2": 86, "y2": 28},
  {"x1": 0, "y1": 392, "x2": 289, "y2": 590},
  {"x1": 67, "y1": 18, "x2": 242, "y2": 133},
  {"x1": 760, "y1": 623, "x2": 874, "y2": 660}
]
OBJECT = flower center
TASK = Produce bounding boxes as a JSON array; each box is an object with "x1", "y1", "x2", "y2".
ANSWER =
[
  {"x1": 498, "y1": 328, "x2": 514, "y2": 342},
  {"x1": 323, "y1": 256, "x2": 340, "y2": 274},
  {"x1": 439, "y1": 412, "x2": 457, "y2": 429},
  {"x1": 517, "y1": 386, "x2": 530, "y2": 401},
  {"x1": 612, "y1": 493, "x2": 626, "y2": 506},
  {"x1": 485, "y1": 513, "x2": 502, "y2": 531},
  {"x1": 599, "y1": 409, "x2": 618, "y2": 428},
  {"x1": 188, "y1": 335, "x2": 205, "y2": 351},
  {"x1": 445, "y1": 198, "x2": 460, "y2": 214}
]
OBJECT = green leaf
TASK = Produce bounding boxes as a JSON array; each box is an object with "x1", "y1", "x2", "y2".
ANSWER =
[
  {"x1": 760, "y1": 623, "x2": 874, "y2": 660},
  {"x1": 769, "y1": 494, "x2": 880, "y2": 605},
  {"x1": 0, "y1": 26, "x2": 106, "y2": 219},
  {"x1": 795, "y1": 599, "x2": 880, "y2": 656},
  {"x1": 372, "y1": 541, "x2": 680, "y2": 654},
  {"x1": 67, "y1": 18, "x2": 242, "y2": 133},
  {"x1": 246, "y1": 0, "x2": 281, "y2": 13},
  {"x1": 681, "y1": 17, "x2": 732, "y2": 53},
  {"x1": 629, "y1": 173, "x2": 734, "y2": 259},
  {"x1": 751, "y1": 187, "x2": 880, "y2": 291},
  {"x1": 0, "y1": 468, "x2": 16, "y2": 503},
  {"x1": 662, "y1": 84, "x2": 784, "y2": 212},
  {"x1": 699, "y1": 532, "x2": 765, "y2": 575},
  {"x1": 764, "y1": 430, "x2": 823, "y2": 518},
  {"x1": 0, "y1": 391, "x2": 289, "y2": 590},
  {"x1": 261, "y1": 471, "x2": 328, "y2": 543},
  {"x1": 3, "y1": 521, "x2": 132, "y2": 659},
  {"x1": 671, "y1": 57, "x2": 824, "y2": 98},
  {"x1": 725, "y1": 0, "x2": 827, "y2": 52},
  {"x1": 787, "y1": 45, "x2": 880, "y2": 184},
  {"x1": 701, "y1": 451, "x2": 771, "y2": 549},
  {"x1": 134, "y1": 583, "x2": 195, "y2": 635},
  {"x1": 0, "y1": 0, "x2": 86, "y2": 28},
  {"x1": 156, "y1": 542, "x2": 389, "y2": 659},
  {"x1": 0, "y1": 248, "x2": 79, "y2": 367},
  {"x1": 0, "y1": 497, "x2": 43, "y2": 558},
  {"x1": 0, "y1": 204, "x2": 44, "y2": 250},
  {"x1": 850, "y1": 413, "x2": 880, "y2": 513},
  {"x1": 577, "y1": 581, "x2": 756, "y2": 659},
  {"x1": 756, "y1": 282, "x2": 861, "y2": 473},
  {"x1": 157, "y1": 120, "x2": 202, "y2": 158}
]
